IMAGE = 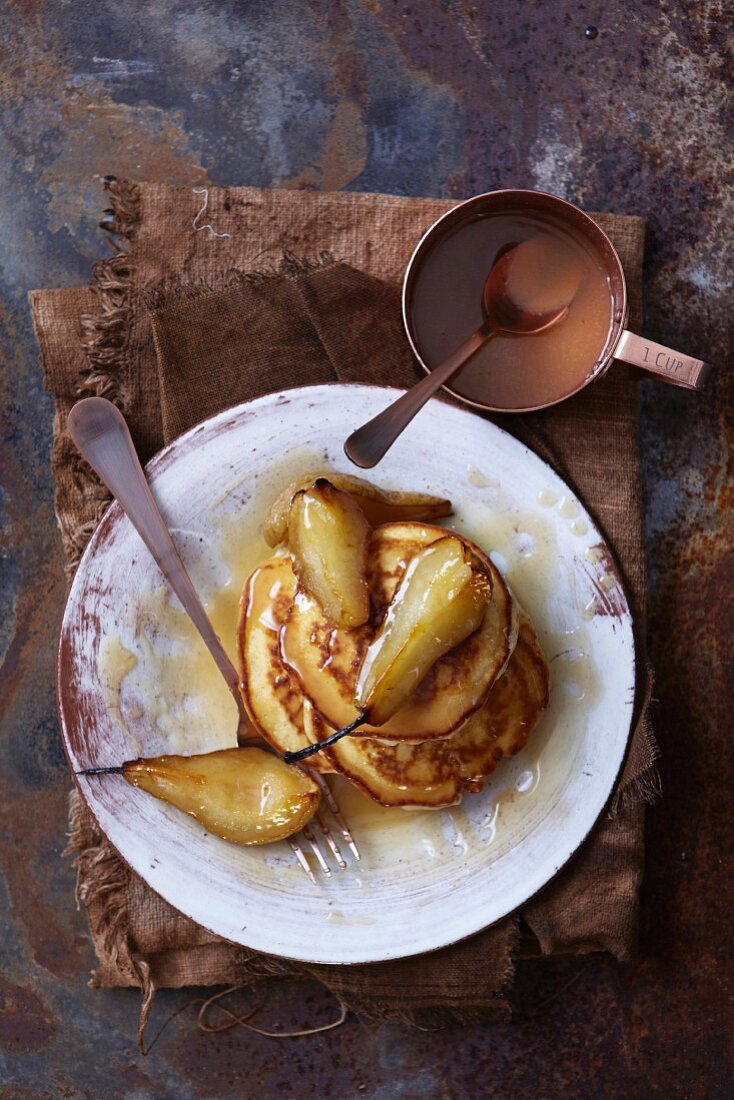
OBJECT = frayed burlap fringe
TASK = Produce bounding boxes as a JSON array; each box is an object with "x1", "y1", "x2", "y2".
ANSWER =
[
  {"x1": 80, "y1": 178, "x2": 140, "y2": 409},
  {"x1": 608, "y1": 668, "x2": 660, "y2": 818},
  {"x1": 609, "y1": 716, "x2": 662, "y2": 817},
  {"x1": 77, "y1": 250, "x2": 135, "y2": 405}
]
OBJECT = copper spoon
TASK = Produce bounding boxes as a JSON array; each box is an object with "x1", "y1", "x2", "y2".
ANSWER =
[{"x1": 344, "y1": 234, "x2": 582, "y2": 468}]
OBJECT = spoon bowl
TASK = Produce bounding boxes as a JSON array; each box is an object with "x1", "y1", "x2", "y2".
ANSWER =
[{"x1": 484, "y1": 234, "x2": 582, "y2": 334}]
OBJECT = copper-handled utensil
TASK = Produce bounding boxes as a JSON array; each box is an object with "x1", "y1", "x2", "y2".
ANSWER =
[
  {"x1": 68, "y1": 396, "x2": 359, "y2": 880},
  {"x1": 344, "y1": 235, "x2": 581, "y2": 468}
]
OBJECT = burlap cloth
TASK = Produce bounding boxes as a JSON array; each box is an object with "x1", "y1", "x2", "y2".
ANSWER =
[{"x1": 30, "y1": 180, "x2": 659, "y2": 1040}]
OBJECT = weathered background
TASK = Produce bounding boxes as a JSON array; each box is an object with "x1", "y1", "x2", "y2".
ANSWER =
[{"x1": 0, "y1": 1, "x2": 732, "y2": 1097}]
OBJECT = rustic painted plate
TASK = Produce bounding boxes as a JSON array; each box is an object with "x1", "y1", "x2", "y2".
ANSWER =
[{"x1": 59, "y1": 384, "x2": 636, "y2": 965}]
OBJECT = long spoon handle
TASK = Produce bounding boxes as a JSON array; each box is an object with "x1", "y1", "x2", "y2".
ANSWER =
[
  {"x1": 67, "y1": 397, "x2": 243, "y2": 707},
  {"x1": 344, "y1": 325, "x2": 492, "y2": 469}
]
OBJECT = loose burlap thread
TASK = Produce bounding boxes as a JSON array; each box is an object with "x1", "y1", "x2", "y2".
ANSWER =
[{"x1": 30, "y1": 180, "x2": 658, "y2": 1044}]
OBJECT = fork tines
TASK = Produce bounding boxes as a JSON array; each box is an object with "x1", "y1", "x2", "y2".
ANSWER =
[{"x1": 288, "y1": 774, "x2": 360, "y2": 883}]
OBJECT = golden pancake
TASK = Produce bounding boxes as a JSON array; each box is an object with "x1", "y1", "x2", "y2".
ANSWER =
[
  {"x1": 310, "y1": 617, "x2": 549, "y2": 806},
  {"x1": 279, "y1": 522, "x2": 518, "y2": 741},
  {"x1": 446, "y1": 617, "x2": 550, "y2": 791},
  {"x1": 237, "y1": 554, "x2": 332, "y2": 771},
  {"x1": 302, "y1": 702, "x2": 461, "y2": 808}
]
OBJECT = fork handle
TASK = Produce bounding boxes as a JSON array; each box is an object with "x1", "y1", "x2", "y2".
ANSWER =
[{"x1": 67, "y1": 397, "x2": 242, "y2": 704}]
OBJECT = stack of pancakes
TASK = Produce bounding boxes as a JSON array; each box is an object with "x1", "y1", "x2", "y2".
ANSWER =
[{"x1": 238, "y1": 481, "x2": 549, "y2": 809}]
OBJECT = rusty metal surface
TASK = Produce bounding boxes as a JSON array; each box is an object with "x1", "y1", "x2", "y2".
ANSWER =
[{"x1": 0, "y1": 1, "x2": 732, "y2": 1096}]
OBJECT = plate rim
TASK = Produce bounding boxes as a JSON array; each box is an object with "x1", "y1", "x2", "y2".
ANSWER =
[{"x1": 58, "y1": 382, "x2": 638, "y2": 964}]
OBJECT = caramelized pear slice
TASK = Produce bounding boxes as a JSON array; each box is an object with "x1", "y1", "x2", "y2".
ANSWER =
[
  {"x1": 123, "y1": 747, "x2": 320, "y2": 845},
  {"x1": 264, "y1": 471, "x2": 452, "y2": 547},
  {"x1": 288, "y1": 480, "x2": 371, "y2": 627},
  {"x1": 356, "y1": 537, "x2": 487, "y2": 726}
]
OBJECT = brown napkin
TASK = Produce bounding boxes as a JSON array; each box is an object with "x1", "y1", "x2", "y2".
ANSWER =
[{"x1": 31, "y1": 180, "x2": 658, "y2": 1037}]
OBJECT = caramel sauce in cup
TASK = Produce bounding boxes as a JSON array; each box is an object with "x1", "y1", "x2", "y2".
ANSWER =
[{"x1": 403, "y1": 190, "x2": 711, "y2": 413}]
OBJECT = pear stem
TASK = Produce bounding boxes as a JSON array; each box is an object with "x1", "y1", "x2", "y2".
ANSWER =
[
  {"x1": 78, "y1": 712, "x2": 371, "y2": 772},
  {"x1": 77, "y1": 765, "x2": 125, "y2": 776},
  {"x1": 284, "y1": 712, "x2": 368, "y2": 765}
]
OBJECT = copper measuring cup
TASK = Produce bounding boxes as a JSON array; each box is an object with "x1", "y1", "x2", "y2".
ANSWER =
[{"x1": 402, "y1": 189, "x2": 711, "y2": 413}]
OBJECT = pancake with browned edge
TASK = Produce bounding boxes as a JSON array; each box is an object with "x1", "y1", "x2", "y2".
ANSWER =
[{"x1": 305, "y1": 617, "x2": 549, "y2": 807}]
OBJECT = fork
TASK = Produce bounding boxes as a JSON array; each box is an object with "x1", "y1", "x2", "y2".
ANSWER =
[{"x1": 68, "y1": 396, "x2": 359, "y2": 881}]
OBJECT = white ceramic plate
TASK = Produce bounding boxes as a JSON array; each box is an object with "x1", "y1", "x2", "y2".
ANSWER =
[{"x1": 59, "y1": 384, "x2": 635, "y2": 964}]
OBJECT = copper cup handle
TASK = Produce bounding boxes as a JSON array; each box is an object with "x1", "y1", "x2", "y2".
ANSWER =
[{"x1": 614, "y1": 330, "x2": 712, "y2": 390}]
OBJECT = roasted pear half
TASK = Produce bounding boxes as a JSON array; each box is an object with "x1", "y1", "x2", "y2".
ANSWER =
[
  {"x1": 447, "y1": 617, "x2": 550, "y2": 791},
  {"x1": 356, "y1": 536, "x2": 486, "y2": 725},
  {"x1": 237, "y1": 554, "x2": 333, "y2": 771},
  {"x1": 288, "y1": 479, "x2": 371, "y2": 627},
  {"x1": 264, "y1": 471, "x2": 452, "y2": 548},
  {"x1": 280, "y1": 523, "x2": 518, "y2": 741},
  {"x1": 123, "y1": 747, "x2": 321, "y2": 845}
]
